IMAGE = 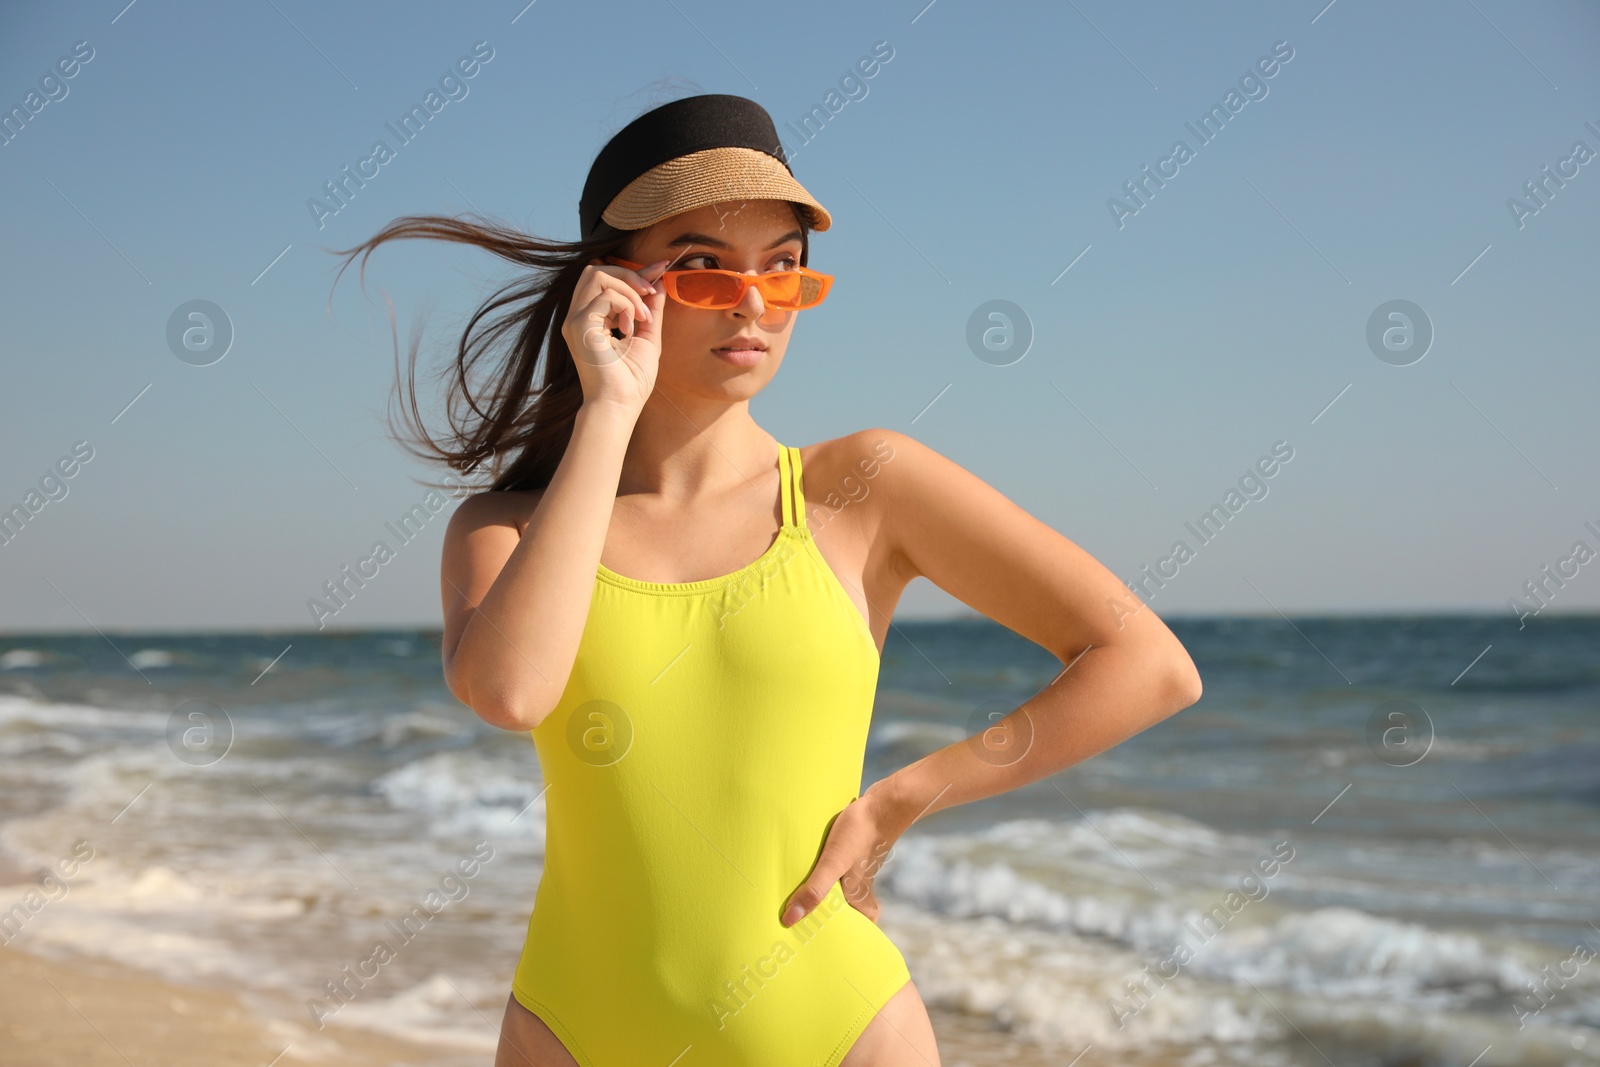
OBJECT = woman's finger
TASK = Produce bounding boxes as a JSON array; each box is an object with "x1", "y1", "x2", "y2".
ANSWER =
[
  {"x1": 627, "y1": 277, "x2": 667, "y2": 348},
  {"x1": 584, "y1": 265, "x2": 654, "y2": 323},
  {"x1": 571, "y1": 297, "x2": 617, "y2": 362},
  {"x1": 569, "y1": 290, "x2": 637, "y2": 361},
  {"x1": 595, "y1": 285, "x2": 642, "y2": 333},
  {"x1": 780, "y1": 807, "x2": 869, "y2": 928}
]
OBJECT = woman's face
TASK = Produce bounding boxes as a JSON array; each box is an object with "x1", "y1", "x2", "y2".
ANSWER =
[{"x1": 623, "y1": 199, "x2": 808, "y2": 400}]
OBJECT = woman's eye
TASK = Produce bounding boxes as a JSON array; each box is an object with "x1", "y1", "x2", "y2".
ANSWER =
[{"x1": 679, "y1": 253, "x2": 797, "y2": 271}]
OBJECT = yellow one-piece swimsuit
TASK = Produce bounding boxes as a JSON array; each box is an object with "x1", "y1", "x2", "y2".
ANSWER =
[{"x1": 511, "y1": 441, "x2": 913, "y2": 1066}]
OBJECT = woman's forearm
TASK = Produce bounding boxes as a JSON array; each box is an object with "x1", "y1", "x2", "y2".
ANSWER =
[{"x1": 863, "y1": 641, "x2": 1200, "y2": 840}]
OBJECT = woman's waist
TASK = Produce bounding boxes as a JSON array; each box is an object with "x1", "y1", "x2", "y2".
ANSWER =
[
  {"x1": 538, "y1": 791, "x2": 857, "y2": 884},
  {"x1": 519, "y1": 877, "x2": 898, "y2": 994}
]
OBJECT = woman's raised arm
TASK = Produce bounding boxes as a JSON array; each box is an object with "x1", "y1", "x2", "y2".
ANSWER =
[{"x1": 439, "y1": 258, "x2": 669, "y2": 731}]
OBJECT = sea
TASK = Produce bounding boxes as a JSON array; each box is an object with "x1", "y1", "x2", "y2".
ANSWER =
[{"x1": 0, "y1": 615, "x2": 1596, "y2": 1067}]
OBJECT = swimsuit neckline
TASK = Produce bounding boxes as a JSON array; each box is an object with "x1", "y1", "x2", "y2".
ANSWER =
[
  {"x1": 595, "y1": 523, "x2": 805, "y2": 595},
  {"x1": 594, "y1": 440, "x2": 807, "y2": 597}
]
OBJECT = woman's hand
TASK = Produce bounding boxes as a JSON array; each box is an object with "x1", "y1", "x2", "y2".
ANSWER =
[
  {"x1": 779, "y1": 792, "x2": 902, "y2": 928},
  {"x1": 560, "y1": 258, "x2": 670, "y2": 416}
]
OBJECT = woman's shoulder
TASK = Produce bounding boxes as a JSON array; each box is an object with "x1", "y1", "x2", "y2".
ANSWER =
[
  {"x1": 799, "y1": 427, "x2": 937, "y2": 487},
  {"x1": 799, "y1": 428, "x2": 996, "y2": 529},
  {"x1": 797, "y1": 428, "x2": 940, "y2": 527},
  {"x1": 446, "y1": 484, "x2": 544, "y2": 539}
]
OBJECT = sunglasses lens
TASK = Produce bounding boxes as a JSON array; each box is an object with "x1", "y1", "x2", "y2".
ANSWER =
[
  {"x1": 759, "y1": 272, "x2": 806, "y2": 309},
  {"x1": 796, "y1": 273, "x2": 825, "y2": 307},
  {"x1": 660, "y1": 268, "x2": 828, "y2": 310},
  {"x1": 674, "y1": 272, "x2": 745, "y2": 307}
]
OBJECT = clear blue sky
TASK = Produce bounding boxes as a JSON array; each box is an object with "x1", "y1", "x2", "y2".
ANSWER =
[{"x1": 2, "y1": 0, "x2": 1597, "y2": 633}]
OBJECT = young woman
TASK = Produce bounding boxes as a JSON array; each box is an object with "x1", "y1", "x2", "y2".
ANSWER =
[{"x1": 331, "y1": 94, "x2": 1201, "y2": 1067}]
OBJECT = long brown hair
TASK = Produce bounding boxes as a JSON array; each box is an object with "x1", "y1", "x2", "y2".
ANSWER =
[{"x1": 321, "y1": 201, "x2": 811, "y2": 495}]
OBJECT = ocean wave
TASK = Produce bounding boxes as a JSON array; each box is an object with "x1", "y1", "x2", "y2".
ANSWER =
[
  {"x1": 887, "y1": 898, "x2": 1599, "y2": 1064},
  {"x1": 316, "y1": 973, "x2": 503, "y2": 1051},
  {"x1": 882, "y1": 902, "x2": 1278, "y2": 1050},
  {"x1": 0, "y1": 649, "x2": 47, "y2": 670},
  {"x1": 371, "y1": 750, "x2": 546, "y2": 843},
  {"x1": 376, "y1": 709, "x2": 470, "y2": 747},
  {"x1": 865, "y1": 718, "x2": 967, "y2": 763},
  {"x1": 0, "y1": 693, "x2": 171, "y2": 732},
  {"x1": 0, "y1": 730, "x2": 88, "y2": 757},
  {"x1": 881, "y1": 820, "x2": 1600, "y2": 1019},
  {"x1": 2, "y1": 862, "x2": 303, "y2": 990}
]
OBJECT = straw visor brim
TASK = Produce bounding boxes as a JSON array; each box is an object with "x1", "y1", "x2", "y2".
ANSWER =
[{"x1": 599, "y1": 146, "x2": 832, "y2": 233}]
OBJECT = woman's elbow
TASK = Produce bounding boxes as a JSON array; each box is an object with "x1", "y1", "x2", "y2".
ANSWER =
[
  {"x1": 483, "y1": 701, "x2": 552, "y2": 733},
  {"x1": 1166, "y1": 655, "x2": 1203, "y2": 710},
  {"x1": 444, "y1": 661, "x2": 553, "y2": 732},
  {"x1": 465, "y1": 689, "x2": 553, "y2": 733}
]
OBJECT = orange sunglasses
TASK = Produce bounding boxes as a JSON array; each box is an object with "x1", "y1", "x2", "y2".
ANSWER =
[{"x1": 604, "y1": 256, "x2": 833, "y2": 311}]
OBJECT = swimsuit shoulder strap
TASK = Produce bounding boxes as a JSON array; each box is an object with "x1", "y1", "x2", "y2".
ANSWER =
[
  {"x1": 787, "y1": 444, "x2": 807, "y2": 530},
  {"x1": 777, "y1": 442, "x2": 795, "y2": 529}
]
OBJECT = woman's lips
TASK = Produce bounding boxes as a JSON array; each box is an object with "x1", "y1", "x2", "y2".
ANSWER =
[{"x1": 712, "y1": 345, "x2": 765, "y2": 367}]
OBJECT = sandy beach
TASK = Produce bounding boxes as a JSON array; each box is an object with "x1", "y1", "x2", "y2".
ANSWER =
[
  {"x1": 0, "y1": 941, "x2": 461, "y2": 1067},
  {"x1": 0, "y1": 938, "x2": 1088, "y2": 1067}
]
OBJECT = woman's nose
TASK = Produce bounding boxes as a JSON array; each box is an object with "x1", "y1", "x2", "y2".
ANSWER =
[{"x1": 731, "y1": 276, "x2": 766, "y2": 318}]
